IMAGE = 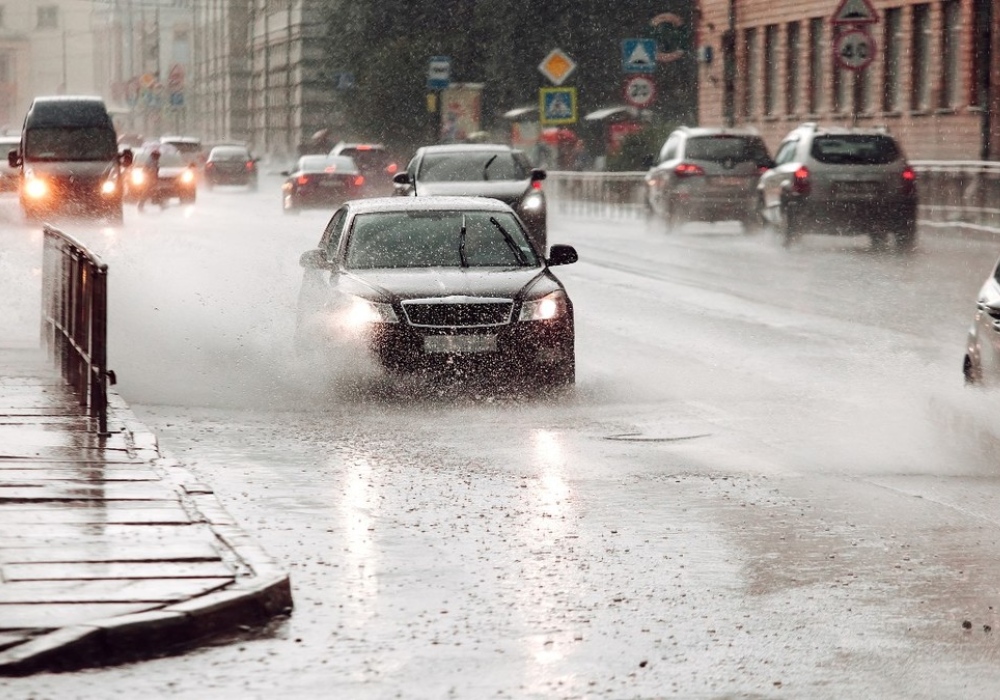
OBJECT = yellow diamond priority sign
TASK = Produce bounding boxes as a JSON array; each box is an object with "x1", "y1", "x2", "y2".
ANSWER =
[{"x1": 538, "y1": 48, "x2": 577, "y2": 86}]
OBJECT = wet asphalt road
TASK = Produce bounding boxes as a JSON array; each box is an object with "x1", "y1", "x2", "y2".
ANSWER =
[{"x1": 3, "y1": 182, "x2": 1000, "y2": 698}]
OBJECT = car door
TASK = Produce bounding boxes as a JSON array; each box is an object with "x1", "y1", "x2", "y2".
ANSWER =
[
  {"x1": 759, "y1": 138, "x2": 800, "y2": 220},
  {"x1": 646, "y1": 134, "x2": 680, "y2": 215},
  {"x1": 297, "y1": 207, "x2": 349, "y2": 325}
]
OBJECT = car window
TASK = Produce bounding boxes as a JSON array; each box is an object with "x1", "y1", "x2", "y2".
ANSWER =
[
  {"x1": 320, "y1": 209, "x2": 347, "y2": 257},
  {"x1": 342, "y1": 148, "x2": 393, "y2": 173},
  {"x1": 809, "y1": 135, "x2": 901, "y2": 165},
  {"x1": 417, "y1": 152, "x2": 529, "y2": 182},
  {"x1": 658, "y1": 135, "x2": 680, "y2": 163},
  {"x1": 683, "y1": 135, "x2": 769, "y2": 164},
  {"x1": 344, "y1": 211, "x2": 538, "y2": 269},
  {"x1": 25, "y1": 127, "x2": 117, "y2": 161},
  {"x1": 774, "y1": 140, "x2": 799, "y2": 165},
  {"x1": 211, "y1": 147, "x2": 250, "y2": 161},
  {"x1": 298, "y1": 155, "x2": 330, "y2": 171}
]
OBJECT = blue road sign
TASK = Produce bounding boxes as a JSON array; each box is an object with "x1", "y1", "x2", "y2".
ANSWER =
[
  {"x1": 427, "y1": 56, "x2": 451, "y2": 90},
  {"x1": 622, "y1": 38, "x2": 657, "y2": 73},
  {"x1": 539, "y1": 87, "x2": 577, "y2": 125}
]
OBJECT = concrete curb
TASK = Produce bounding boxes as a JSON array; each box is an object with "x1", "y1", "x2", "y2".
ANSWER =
[{"x1": 0, "y1": 389, "x2": 293, "y2": 676}]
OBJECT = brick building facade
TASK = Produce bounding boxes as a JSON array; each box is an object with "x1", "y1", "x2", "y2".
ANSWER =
[{"x1": 696, "y1": 0, "x2": 1000, "y2": 160}]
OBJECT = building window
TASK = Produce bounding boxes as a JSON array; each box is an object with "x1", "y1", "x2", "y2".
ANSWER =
[
  {"x1": 37, "y1": 5, "x2": 58, "y2": 29},
  {"x1": 808, "y1": 18, "x2": 824, "y2": 114},
  {"x1": 972, "y1": 0, "x2": 991, "y2": 107},
  {"x1": 910, "y1": 3, "x2": 931, "y2": 111},
  {"x1": 940, "y1": 0, "x2": 961, "y2": 109},
  {"x1": 785, "y1": 22, "x2": 800, "y2": 115},
  {"x1": 741, "y1": 27, "x2": 759, "y2": 118},
  {"x1": 763, "y1": 24, "x2": 779, "y2": 116},
  {"x1": 883, "y1": 7, "x2": 902, "y2": 112}
]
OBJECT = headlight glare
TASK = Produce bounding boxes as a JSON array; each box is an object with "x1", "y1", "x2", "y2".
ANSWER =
[
  {"x1": 346, "y1": 297, "x2": 398, "y2": 325},
  {"x1": 519, "y1": 291, "x2": 565, "y2": 321},
  {"x1": 520, "y1": 193, "x2": 544, "y2": 212},
  {"x1": 24, "y1": 177, "x2": 47, "y2": 199},
  {"x1": 101, "y1": 180, "x2": 117, "y2": 195},
  {"x1": 131, "y1": 169, "x2": 145, "y2": 185},
  {"x1": 181, "y1": 170, "x2": 195, "y2": 184}
]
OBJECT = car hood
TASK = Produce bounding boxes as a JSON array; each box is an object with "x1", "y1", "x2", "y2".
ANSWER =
[
  {"x1": 342, "y1": 266, "x2": 553, "y2": 301},
  {"x1": 27, "y1": 161, "x2": 117, "y2": 178},
  {"x1": 414, "y1": 180, "x2": 530, "y2": 202}
]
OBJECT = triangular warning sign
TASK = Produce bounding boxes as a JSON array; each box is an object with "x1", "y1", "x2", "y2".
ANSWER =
[
  {"x1": 832, "y1": 0, "x2": 879, "y2": 24},
  {"x1": 627, "y1": 43, "x2": 654, "y2": 68}
]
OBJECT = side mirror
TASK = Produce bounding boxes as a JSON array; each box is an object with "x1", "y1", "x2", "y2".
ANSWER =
[
  {"x1": 546, "y1": 244, "x2": 578, "y2": 267},
  {"x1": 392, "y1": 171, "x2": 411, "y2": 186},
  {"x1": 119, "y1": 149, "x2": 133, "y2": 168},
  {"x1": 758, "y1": 158, "x2": 776, "y2": 170},
  {"x1": 8, "y1": 149, "x2": 21, "y2": 168},
  {"x1": 280, "y1": 170, "x2": 290, "y2": 177},
  {"x1": 299, "y1": 249, "x2": 331, "y2": 270},
  {"x1": 530, "y1": 168, "x2": 547, "y2": 182}
]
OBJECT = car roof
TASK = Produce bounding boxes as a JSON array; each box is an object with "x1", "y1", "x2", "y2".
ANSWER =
[
  {"x1": 417, "y1": 143, "x2": 516, "y2": 155},
  {"x1": 344, "y1": 196, "x2": 514, "y2": 215},
  {"x1": 160, "y1": 135, "x2": 201, "y2": 144},
  {"x1": 334, "y1": 142, "x2": 385, "y2": 151},
  {"x1": 677, "y1": 126, "x2": 762, "y2": 138},
  {"x1": 791, "y1": 122, "x2": 897, "y2": 138}
]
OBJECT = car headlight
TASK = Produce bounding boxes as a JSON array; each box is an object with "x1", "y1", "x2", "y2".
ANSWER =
[
  {"x1": 131, "y1": 169, "x2": 145, "y2": 185},
  {"x1": 520, "y1": 192, "x2": 545, "y2": 212},
  {"x1": 181, "y1": 169, "x2": 195, "y2": 185},
  {"x1": 519, "y1": 291, "x2": 566, "y2": 321},
  {"x1": 345, "y1": 297, "x2": 398, "y2": 325},
  {"x1": 101, "y1": 180, "x2": 117, "y2": 195},
  {"x1": 24, "y1": 176, "x2": 47, "y2": 199}
]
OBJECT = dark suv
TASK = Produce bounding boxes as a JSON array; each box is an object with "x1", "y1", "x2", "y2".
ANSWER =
[
  {"x1": 203, "y1": 144, "x2": 258, "y2": 190},
  {"x1": 644, "y1": 126, "x2": 773, "y2": 231},
  {"x1": 757, "y1": 123, "x2": 918, "y2": 250}
]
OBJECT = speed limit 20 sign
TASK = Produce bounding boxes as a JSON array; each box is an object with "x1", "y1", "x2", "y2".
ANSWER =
[
  {"x1": 834, "y1": 28, "x2": 875, "y2": 71},
  {"x1": 623, "y1": 75, "x2": 656, "y2": 108}
]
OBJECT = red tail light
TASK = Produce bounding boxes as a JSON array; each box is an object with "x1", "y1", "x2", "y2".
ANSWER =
[
  {"x1": 354, "y1": 175, "x2": 365, "y2": 186},
  {"x1": 792, "y1": 166, "x2": 811, "y2": 196},
  {"x1": 902, "y1": 165, "x2": 916, "y2": 195},
  {"x1": 531, "y1": 179, "x2": 543, "y2": 190},
  {"x1": 674, "y1": 162, "x2": 705, "y2": 177},
  {"x1": 245, "y1": 161, "x2": 254, "y2": 170},
  {"x1": 386, "y1": 162, "x2": 399, "y2": 175},
  {"x1": 297, "y1": 175, "x2": 310, "y2": 185}
]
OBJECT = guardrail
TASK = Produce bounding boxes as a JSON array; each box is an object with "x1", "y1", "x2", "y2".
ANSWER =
[
  {"x1": 546, "y1": 162, "x2": 1000, "y2": 234},
  {"x1": 41, "y1": 225, "x2": 114, "y2": 436}
]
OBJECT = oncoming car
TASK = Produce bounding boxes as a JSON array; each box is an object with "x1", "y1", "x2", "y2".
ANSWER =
[
  {"x1": 392, "y1": 144, "x2": 548, "y2": 254},
  {"x1": 125, "y1": 144, "x2": 197, "y2": 205},
  {"x1": 964, "y1": 253, "x2": 1000, "y2": 386},
  {"x1": 296, "y1": 197, "x2": 578, "y2": 386}
]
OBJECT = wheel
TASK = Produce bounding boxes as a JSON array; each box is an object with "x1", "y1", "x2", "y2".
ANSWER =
[
  {"x1": 894, "y1": 221, "x2": 917, "y2": 253},
  {"x1": 665, "y1": 197, "x2": 685, "y2": 231},
  {"x1": 741, "y1": 202, "x2": 764, "y2": 234},
  {"x1": 964, "y1": 354, "x2": 981, "y2": 386},
  {"x1": 780, "y1": 202, "x2": 802, "y2": 248}
]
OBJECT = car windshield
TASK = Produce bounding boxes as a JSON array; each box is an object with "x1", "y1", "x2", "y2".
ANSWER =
[
  {"x1": 138, "y1": 147, "x2": 186, "y2": 167},
  {"x1": 684, "y1": 135, "x2": 769, "y2": 164},
  {"x1": 417, "y1": 152, "x2": 528, "y2": 183},
  {"x1": 341, "y1": 148, "x2": 393, "y2": 173},
  {"x1": 163, "y1": 141, "x2": 202, "y2": 156},
  {"x1": 212, "y1": 148, "x2": 250, "y2": 162},
  {"x1": 344, "y1": 211, "x2": 538, "y2": 269},
  {"x1": 24, "y1": 127, "x2": 117, "y2": 161},
  {"x1": 809, "y1": 135, "x2": 901, "y2": 165}
]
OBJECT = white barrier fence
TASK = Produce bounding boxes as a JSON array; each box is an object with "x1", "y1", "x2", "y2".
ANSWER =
[{"x1": 546, "y1": 162, "x2": 1000, "y2": 234}]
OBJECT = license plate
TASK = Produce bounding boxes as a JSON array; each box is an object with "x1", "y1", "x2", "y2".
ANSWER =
[
  {"x1": 424, "y1": 334, "x2": 497, "y2": 354},
  {"x1": 835, "y1": 181, "x2": 876, "y2": 196},
  {"x1": 320, "y1": 180, "x2": 343, "y2": 188},
  {"x1": 712, "y1": 176, "x2": 744, "y2": 187}
]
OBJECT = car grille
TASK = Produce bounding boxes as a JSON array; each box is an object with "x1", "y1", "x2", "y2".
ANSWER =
[{"x1": 402, "y1": 297, "x2": 513, "y2": 328}]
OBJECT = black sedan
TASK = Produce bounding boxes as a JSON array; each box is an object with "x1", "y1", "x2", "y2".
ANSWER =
[
  {"x1": 392, "y1": 144, "x2": 548, "y2": 254},
  {"x1": 281, "y1": 155, "x2": 365, "y2": 213},
  {"x1": 296, "y1": 196, "x2": 577, "y2": 386},
  {"x1": 203, "y1": 144, "x2": 258, "y2": 190}
]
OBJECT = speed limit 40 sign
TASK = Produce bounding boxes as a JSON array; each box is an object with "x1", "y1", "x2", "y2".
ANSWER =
[
  {"x1": 623, "y1": 75, "x2": 656, "y2": 108},
  {"x1": 834, "y1": 28, "x2": 875, "y2": 71}
]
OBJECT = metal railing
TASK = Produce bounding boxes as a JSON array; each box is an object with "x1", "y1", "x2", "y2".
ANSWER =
[
  {"x1": 42, "y1": 225, "x2": 114, "y2": 436},
  {"x1": 546, "y1": 162, "x2": 1000, "y2": 235}
]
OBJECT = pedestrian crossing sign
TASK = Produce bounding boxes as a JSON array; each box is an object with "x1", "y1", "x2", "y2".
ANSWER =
[
  {"x1": 622, "y1": 38, "x2": 657, "y2": 73},
  {"x1": 539, "y1": 87, "x2": 577, "y2": 125}
]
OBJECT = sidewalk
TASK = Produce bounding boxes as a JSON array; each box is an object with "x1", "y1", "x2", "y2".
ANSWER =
[{"x1": 0, "y1": 347, "x2": 292, "y2": 676}]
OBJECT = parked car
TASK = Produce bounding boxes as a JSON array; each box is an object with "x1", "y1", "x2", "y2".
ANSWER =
[
  {"x1": 328, "y1": 142, "x2": 399, "y2": 197},
  {"x1": 0, "y1": 134, "x2": 20, "y2": 192},
  {"x1": 203, "y1": 144, "x2": 258, "y2": 189},
  {"x1": 281, "y1": 155, "x2": 365, "y2": 213},
  {"x1": 757, "y1": 122, "x2": 918, "y2": 251},
  {"x1": 964, "y1": 253, "x2": 1000, "y2": 386},
  {"x1": 392, "y1": 144, "x2": 548, "y2": 254},
  {"x1": 125, "y1": 143, "x2": 197, "y2": 205},
  {"x1": 644, "y1": 126, "x2": 773, "y2": 231},
  {"x1": 296, "y1": 196, "x2": 577, "y2": 386}
]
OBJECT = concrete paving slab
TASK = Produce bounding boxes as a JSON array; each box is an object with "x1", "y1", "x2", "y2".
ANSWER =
[{"x1": 0, "y1": 347, "x2": 292, "y2": 675}]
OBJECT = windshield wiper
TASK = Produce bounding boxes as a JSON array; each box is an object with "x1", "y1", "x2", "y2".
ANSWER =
[
  {"x1": 483, "y1": 154, "x2": 497, "y2": 181},
  {"x1": 459, "y1": 214, "x2": 468, "y2": 268},
  {"x1": 489, "y1": 217, "x2": 529, "y2": 266}
]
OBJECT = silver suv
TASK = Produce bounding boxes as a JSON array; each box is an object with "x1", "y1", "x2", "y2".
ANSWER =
[
  {"x1": 644, "y1": 126, "x2": 773, "y2": 231},
  {"x1": 757, "y1": 123, "x2": 918, "y2": 251}
]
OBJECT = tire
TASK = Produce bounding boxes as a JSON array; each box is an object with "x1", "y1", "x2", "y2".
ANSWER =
[
  {"x1": 894, "y1": 221, "x2": 917, "y2": 253},
  {"x1": 665, "y1": 197, "x2": 685, "y2": 231},
  {"x1": 741, "y1": 202, "x2": 763, "y2": 234},
  {"x1": 780, "y1": 202, "x2": 802, "y2": 248},
  {"x1": 964, "y1": 354, "x2": 980, "y2": 386}
]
